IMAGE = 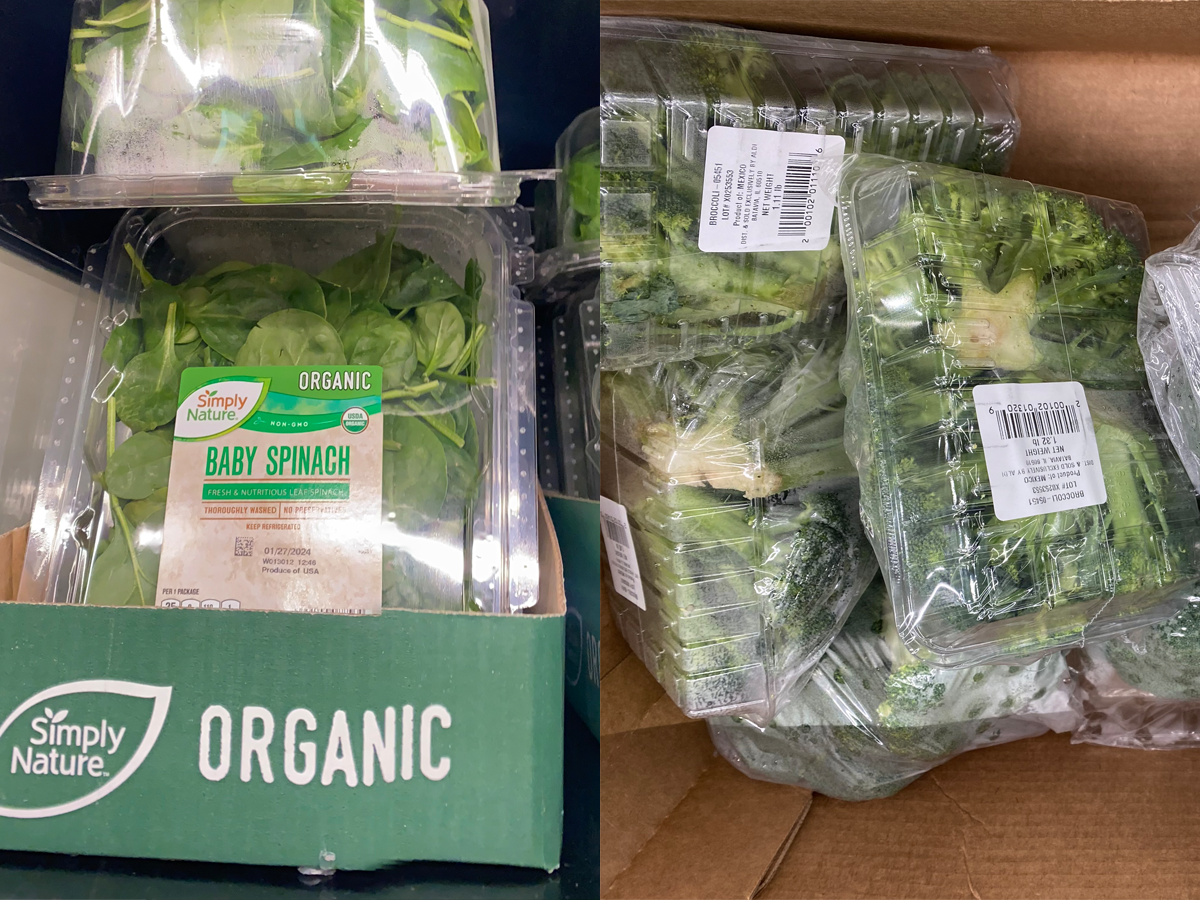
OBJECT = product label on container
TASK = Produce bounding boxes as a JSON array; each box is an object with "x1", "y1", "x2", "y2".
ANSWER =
[
  {"x1": 973, "y1": 381, "x2": 1107, "y2": 522},
  {"x1": 599, "y1": 498, "x2": 646, "y2": 610},
  {"x1": 157, "y1": 367, "x2": 383, "y2": 615},
  {"x1": 697, "y1": 127, "x2": 844, "y2": 254}
]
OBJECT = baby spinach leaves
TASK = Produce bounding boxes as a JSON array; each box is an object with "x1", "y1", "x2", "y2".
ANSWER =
[
  {"x1": 105, "y1": 430, "x2": 173, "y2": 500},
  {"x1": 66, "y1": 0, "x2": 496, "y2": 186},
  {"x1": 235, "y1": 309, "x2": 347, "y2": 366},
  {"x1": 96, "y1": 231, "x2": 490, "y2": 610}
]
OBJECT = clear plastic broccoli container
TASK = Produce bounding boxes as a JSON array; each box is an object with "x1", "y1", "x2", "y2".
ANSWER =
[
  {"x1": 530, "y1": 244, "x2": 601, "y2": 499},
  {"x1": 26, "y1": 0, "x2": 542, "y2": 207},
  {"x1": 601, "y1": 319, "x2": 877, "y2": 722},
  {"x1": 1072, "y1": 606, "x2": 1200, "y2": 749},
  {"x1": 839, "y1": 155, "x2": 1200, "y2": 668},
  {"x1": 709, "y1": 577, "x2": 1078, "y2": 801},
  {"x1": 1137, "y1": 221, "x2": 1200, "y2": 493},
  {"x1": 19, "y1": 204, "x2": 539, "y2": 614},
  {"x1": 598, "y1": 16, "x2": 1020, "y2": 369},
  {"x1": 556, "y1": 108, "x2": 601, "y2": 247}
]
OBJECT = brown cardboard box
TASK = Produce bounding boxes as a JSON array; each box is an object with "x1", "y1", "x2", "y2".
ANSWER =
[{"x1": 599, "y1": 2, "x2": 1200, "y2": 897}]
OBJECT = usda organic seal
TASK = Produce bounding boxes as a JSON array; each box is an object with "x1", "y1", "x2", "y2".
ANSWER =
[{"x1": 341, "y1": 407, "x2": 369, "y2": 434}]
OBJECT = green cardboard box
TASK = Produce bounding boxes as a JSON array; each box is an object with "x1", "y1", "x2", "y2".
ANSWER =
[
  {"x1": 547, "y1": 495, "x2": 600, "y2": 739},
  {"x1": 0, "y1": 499, "x2": 566, "y2": 871}
]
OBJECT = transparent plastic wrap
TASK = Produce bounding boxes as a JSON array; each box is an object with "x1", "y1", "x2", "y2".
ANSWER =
[
  {"x1": 709, "y1": 577, "x2": 1078, "y2": 801},
  {"x1": 602, "y1": 318, "x2": 877, "y2": 722},
  {"x1": 556, "y1": 108, "x2": 601, "y2": 247},
  {"x1": 1072, "y1": 603, "x2": 1200, "y2": 749},
  {"x1": 598, "y1": 16, "x2": 1020, "y2": 369},
  {"x1": 1137, "y1": 222, "x2": 1200, "y2": 492},
  {"x1": 19, "y1": 204, "x2": 539, "y2": 614},
  {"x1": 839, "y1": 155, "x2": 1200, "y2": 668},
  {"x1": 29, "y1": 0, "x2": 536, "y2": 207},
  {"x1": 530, "y1": 244, "x2": 601, "y2": 499}
]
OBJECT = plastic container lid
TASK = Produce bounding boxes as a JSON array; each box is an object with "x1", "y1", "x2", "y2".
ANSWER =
[
  {"x1": 840, "y1": 155, "x2": 1200, "y2": 667},
  {"x1": 598, "y1": 17, "x2": 1021, "y2": 370},
  {"x1": 27, "y1": 0, "x2": 552, "y2": 208},
  {"x1": 19, "y1": 204, "x2": 539, "y2": 614},
  {"x1": 709, "y1": 578, "x2": 1077, "y2": 801}
]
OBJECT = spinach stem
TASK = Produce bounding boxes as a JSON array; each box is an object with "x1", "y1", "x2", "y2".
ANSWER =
[
  {"x1": 374, "y1": 9, "x2": 473, "y2": 49},
  {"x1": 381, "y1": 381, "x2": 440, "y2": 400},
  {"x1": 106, "y1": 400, "x2": 117, "y2": 461},
  {"x1": 111, "y1": 501, "x2": 149, "y2": 607},
  {"x1": 403, "y1": 401, "x2": 465, "y2": 448}
]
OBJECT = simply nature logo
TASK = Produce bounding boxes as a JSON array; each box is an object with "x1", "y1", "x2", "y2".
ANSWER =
[
  {"x1": 174, "y1": 379, "x2": 268, "y2": 441},
  {"x1": 0, "y1": 681, "x2": 171, "y2": 818}
]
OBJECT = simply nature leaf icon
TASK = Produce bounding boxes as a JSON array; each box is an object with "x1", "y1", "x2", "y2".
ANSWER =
[{"x1": 0, "y1": 680, "x2": 173, "y2": 820}]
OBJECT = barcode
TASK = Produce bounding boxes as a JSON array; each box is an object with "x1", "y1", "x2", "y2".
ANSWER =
[
  {"x1": 602, "y1": 514, "x2": 630, "y2": 547},
  {"x1": 778, "y1": 152, "x2": 817, "y2": 237},
  {"x1": 995, "y1": 405, "x2": 1081, "y2": 441}
]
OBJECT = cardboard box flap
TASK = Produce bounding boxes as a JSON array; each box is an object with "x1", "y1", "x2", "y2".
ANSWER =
[
  {"x1": 764, "y1": 731, "x2": 1200, "y2": 899},
  {"x1": 600, "y1": 1, "x2": 1200, "y2": 54},
  {"x1": 601, "y1": 587, "x2": 812, "y2": 899}
]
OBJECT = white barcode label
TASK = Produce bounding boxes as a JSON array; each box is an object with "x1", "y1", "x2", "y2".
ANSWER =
[
  {"x1": 973, "y1": 382, "x2": 1107, "y2": 522},
  {"x1": 599, "y1": 497, "x2": 646, "y2": 610},
  {"x1": 697, "y1": 127, "x2": 844, "y2": 254}
]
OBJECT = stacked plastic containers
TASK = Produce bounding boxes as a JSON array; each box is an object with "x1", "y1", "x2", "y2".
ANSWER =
[
  {"x1": 838, "y1": 156, "x2": 1200, "y2": 666},
  {"x1": 1066, "y1": 221, "x2": 1200, "y2": 749},
  {"x1": 598, "y1": 17, "x2": 1021, "y2": 369},
  {"x1": 526, "y1": 109, "x2": 603, "y2": 502},
  {"x1": 28, "y1": 0, "x2": 541, "y2": 207},
  {"x1": 17, "y1": 0, "x2": 540, "y2": 615},
  {"x1": 599, "y1": 18, "x2": 1025, "y2": 721},
  {"x1": 530, "y1": 245, "x2": 602, "y2": 500},
  {"x1": 710, "y1": 578, "x2": 1078, "y2": 800}
]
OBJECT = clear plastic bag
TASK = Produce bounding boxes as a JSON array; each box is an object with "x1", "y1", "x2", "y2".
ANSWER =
[
  {"x1": 1072, "y1": 603, "x2": 1200, "y2": 749},
  {"x1": 42, "y1": 0, "x2": 506, "y2": 206},
  {"x1": 19, "y1": 205, "x2": 539, "y2": 614},
  {"x1": 598, "y1": 17, "x2": 1020, "y2": 369},
  {"x1": 839, "y1": 155, "x2": 1200, "y2": 667},
  {"x1": 1137, "y1": 222, "x2": 1200, "y2": 493},
  {"x1": 709, "y1": 577, "x2": 1078, "y2": 801},
  {"x1": 602, "y1": 316, "x2": 877, "y2": 722}
]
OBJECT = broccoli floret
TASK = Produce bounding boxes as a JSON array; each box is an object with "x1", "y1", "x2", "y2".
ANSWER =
[
  {"x1": 1105, "y1": 602, "x2": 1200, "y2": 701},
  {"x1": 605, "y1": 272, "x2": 680, "y2": 324}
]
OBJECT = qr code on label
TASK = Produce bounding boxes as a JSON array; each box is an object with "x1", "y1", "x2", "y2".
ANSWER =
[{"x1": 234, "y1": 537, "x2": 254, "y2": 557}]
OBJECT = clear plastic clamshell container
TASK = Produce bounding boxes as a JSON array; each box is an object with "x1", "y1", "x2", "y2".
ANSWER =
[
  {"x1": 1137, "y1": 221, "x2": 1200, "y2": 493},
  {"x1": 839, "y1": 155, "x2": 1200, "y2": 668},
  {"x1": 601, "y1": 319, "x2": 877, "y2": 722},
  {"x1": 19, "y1": 204, "x2": 539, "y2": 613},
  {"x1": 27, "y1": 0, "x2": 551, "y2": 208},
  {"x1": 709, "y1": 577, "x2": 1078, "y2": 801},
  {"x1": 556, "y1": 108, "x2": 601, "y2": 247},
  {"x1": 598, "y1": 17, "x2": 1021, "y2": 369},
  {"x1": 529, "y1": 244, "x2": 601, "y2": 500}
]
